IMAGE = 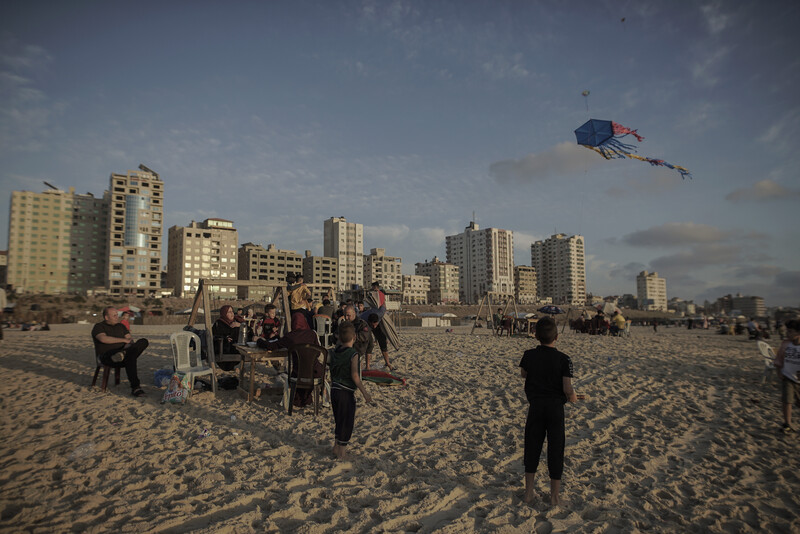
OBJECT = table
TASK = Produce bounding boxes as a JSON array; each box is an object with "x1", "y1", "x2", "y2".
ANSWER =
[{"x1": 233, "y1": 344, "x2": 288, "y2": 403}]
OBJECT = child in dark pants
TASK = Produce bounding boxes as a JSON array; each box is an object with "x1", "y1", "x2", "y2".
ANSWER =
[
  {"x1": 329, "y1": 322, "x2": 373, "y2": 460},
  {"x1": 519, "y1": 317, "x2": 577, "y2": 505}
]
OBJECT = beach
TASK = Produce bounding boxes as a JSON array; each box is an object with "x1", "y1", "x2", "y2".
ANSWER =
[{"x1": 0, "y1": 324, "x2": 797, "y2": 533}]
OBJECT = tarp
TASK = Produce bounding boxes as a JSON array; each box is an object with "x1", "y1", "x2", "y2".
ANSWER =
[{"x1": 362, "y1": 369, "x2": 406, "y2": 386}]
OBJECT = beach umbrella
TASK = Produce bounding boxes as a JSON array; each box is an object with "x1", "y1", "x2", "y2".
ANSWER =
[{"x1": 538, "y1": 305, "x2": 565, "y2": 316}]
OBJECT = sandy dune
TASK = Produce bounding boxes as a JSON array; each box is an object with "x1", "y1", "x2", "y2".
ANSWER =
[{"x1": 0, "y1": 324, "x2": 797, "y2": 533}]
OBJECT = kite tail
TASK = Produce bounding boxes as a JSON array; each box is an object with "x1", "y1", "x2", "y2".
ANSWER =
[
  {"x1": 628, "y1": 154, "x2": 692, "y2": 179},
  {"x1": 599, "y1": 137, "x2": 638, "y2": 159},
  {"x1": 612, "y1": 122, "x2": 644, "y2": 142}
]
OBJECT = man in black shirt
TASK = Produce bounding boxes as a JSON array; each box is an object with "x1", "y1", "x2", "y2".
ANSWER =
[{"x1": 91, "y1": 306, "x2": 149, "y2": 397}]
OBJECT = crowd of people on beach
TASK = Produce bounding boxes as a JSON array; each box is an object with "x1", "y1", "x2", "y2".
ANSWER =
[{"x1": 84, "y1": 280, "x2": 800, "y2": 505}]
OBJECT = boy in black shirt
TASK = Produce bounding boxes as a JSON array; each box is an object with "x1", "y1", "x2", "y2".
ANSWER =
[{"x1": 519, "y1": 317, "x2": 577, "y2": 505}]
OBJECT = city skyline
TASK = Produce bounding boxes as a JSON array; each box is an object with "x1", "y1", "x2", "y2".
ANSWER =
[{"x1": 2, "y1": 1, "x2": 799, "y2": 306}]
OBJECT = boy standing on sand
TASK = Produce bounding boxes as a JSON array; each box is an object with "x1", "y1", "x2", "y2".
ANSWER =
[
  {"x1": 330, "y1": 322, "x2": 373, "y2": 460},
  {"x1": 519, "y1": 316, "x2": 578, "y2": 505},
  {"x1": 775, "y1": 319, "x2": 800, "y2": 433}
]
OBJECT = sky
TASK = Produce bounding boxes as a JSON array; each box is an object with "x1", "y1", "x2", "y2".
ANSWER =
[{"x1": 1, "y1": 0, "x2": 799, "y2": 307}]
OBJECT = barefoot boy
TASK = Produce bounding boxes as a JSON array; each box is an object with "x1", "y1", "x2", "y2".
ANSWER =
[
  {"x1": 330, "y1": 322, "x2": 373, "y2": 459},
  {"x1": 519, "y1": 316, "x2": 577, "y2": 505}
]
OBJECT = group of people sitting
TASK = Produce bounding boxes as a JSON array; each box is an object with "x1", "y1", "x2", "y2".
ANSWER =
[
  {"x1": 571, "y1": 310, "x2": 628, "y2": 336},
  {"x1": 90, "y1": 277, "x2": 393, "y2": 403}
]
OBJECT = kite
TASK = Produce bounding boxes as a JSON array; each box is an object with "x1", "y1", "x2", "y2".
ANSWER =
[
  {"x1": 574, "y1": 119, "x2": 691, "y2": 179},
  {"x1": 581, "y1": 90, "x2": 590, "y2": 111}
]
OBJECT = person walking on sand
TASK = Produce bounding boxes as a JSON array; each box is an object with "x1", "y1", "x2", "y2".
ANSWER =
[
  {"x1": 775, "y1": 319, "x2": 800, "y2": 433},
  {"x1": 329, "y1": 322, "x2": 373, "y2": 460},
  {"x1": 519, "y1": 316, "x2": 578, "y2": 506}
]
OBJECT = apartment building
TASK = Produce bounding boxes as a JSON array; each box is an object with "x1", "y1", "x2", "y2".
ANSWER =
[
  {"x1": 514, "y1": 265, "x2": 538, "y2": 304},
  {"x1": 323, "y1": 216, "x2": 363, "y2": 291},
  {"x1": 531, "y1": 233, "x2": 586, "y2": 306},
  {"x1": 7, "y1": 186, "x2": 108, "y2": 294},
  {"x1": 363, "y1": 248, "x2": 403, "y2": 291},
  {"x1": 414, "y1": 256, "x2": 460, "y2": 304},
  {"x1": 166, "y1": 218, "x2": 238, "y2": 298},
  {"x1": 302, "y1": 252, "x2": 339, "y2": 302},
  {"x1": 106, "y1": 166, "x2": 164, "y2": 297},
  {"x1": 402, "y1": 274, "x2": 430, "y2": 304},
  {"x1": 238, "y1": 243, "x2": 302, "y2": 300},
  {"x1": 445, "y1": 221, "x2": 514, "y2": 304},
  {"x1": 732, "y1": 294, "x2": 766, "y2": 318},
  {"x1": 636, "y1": 270, "x2": 667, "y2": 311}
]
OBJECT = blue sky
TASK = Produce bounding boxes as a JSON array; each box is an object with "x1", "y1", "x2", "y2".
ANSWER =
[{"x1": 2, "y1": 0, "x2": 799, "y2": 306}]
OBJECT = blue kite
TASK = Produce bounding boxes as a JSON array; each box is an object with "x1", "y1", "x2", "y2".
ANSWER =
[{"x1": 574, "y1": 119, "x2": 691, "y2": 179}]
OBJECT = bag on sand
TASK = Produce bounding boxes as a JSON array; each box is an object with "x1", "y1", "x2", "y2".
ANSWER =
[{"x1": 161, "y1": 373, "x2": 192, "y2": 404}]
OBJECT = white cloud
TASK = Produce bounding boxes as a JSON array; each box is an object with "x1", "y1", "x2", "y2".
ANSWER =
[
  {"x1": 489, "y1": 142, "x2": 600, "y2": 183},
  {"x1": 725, "y1": 179, "x2": 800, "y2": 202},
  {"x1": 481, "y1": 53, "x2": 529, "y2": 80},
  {"x1": 691, "y1": 45, "x2": 730, "y2": 87},
  {"x1": 621, "y1": 222, "x2": 733, "y2": 247},
  {"x1": 701, "y1": 2, "x2": 731, "y2": 34}
]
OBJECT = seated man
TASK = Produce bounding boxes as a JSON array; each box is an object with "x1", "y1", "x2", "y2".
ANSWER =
[{"x1": 92, "y1": 306, "x2": 149, "y2": 397}]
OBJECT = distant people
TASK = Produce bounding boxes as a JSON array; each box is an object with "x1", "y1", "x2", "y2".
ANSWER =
[
  {"x1": 687, "y1": 318, "x2": 693, "y2": 330},
  {"x1": 344, "y1": 305, "x2": 373, "y2": 369},
  {"x1": 774, "y1": 319, "x2": 800, "y2": 433},
  {"x1": 212, "y1": 305, "x2": 242, "y2": 371},
  {"x1": 653, "y1": 319, "x2": 658, "y2": 333},
  {"x1": 92, "y1": 306, "x2": 149, "y2": 397},
  {"x1": 0, "y1": 285, "x2": 5, "y2": 341},
  {"x1": 329, "y1": 321, "x2": 373, "y2": 460},
  {"x1": 120, "y1": 310, "x2": 134, "y2": 332},
  {"x1": 494, "y1": 308, "x2": 503, "y2": 334},
  {"x1": 368, "y1": 313, "x2": 394, "y2": 371},
  {"x1": 610, "y1": 311, "x2": 626, "y2": 336},
  {"x1": 518, "y1": 316, "x2": 577, "y2": 506},
  {"x1": 747, "y1": 317, "x2": 762, "y2": 340}
]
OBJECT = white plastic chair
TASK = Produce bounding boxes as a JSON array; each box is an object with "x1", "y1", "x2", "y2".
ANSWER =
[
  {"x1": 313, "y1": 315, "x2": 333, "y2": 348},
  {"x1": 170, "y1": 332, "x2": 216, "y2": 395},
  {"x1": 757, "y1": 341, "x2": 777, "y2": 385}
]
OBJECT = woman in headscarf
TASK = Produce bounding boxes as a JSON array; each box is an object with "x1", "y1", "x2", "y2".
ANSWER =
[
  {"x1": 275, "y1": 312, "x2": 323, "y2": 407},
  {"x1": 213, "y1": 305, "x2": 241, "y2": 371}
]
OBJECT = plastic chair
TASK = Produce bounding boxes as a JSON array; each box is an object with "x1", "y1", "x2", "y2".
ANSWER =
[
  {"x1": 287, "y1": 343, "x2": 328, "y2": 416},
  {"x1": 170, "y1": 332, "x2": 216, "y2": 395},
  {"x1": 91, "y1": 356, "x2": 121, "y2": 391},
  {"x1": 757, "y1": 341, "x2": 777, "y2": 385},
  {"x1": 313, "y1": 315, "x2": 333, "y2": 348}
]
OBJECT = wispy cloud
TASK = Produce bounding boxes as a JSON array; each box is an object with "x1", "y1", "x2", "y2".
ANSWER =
[
  {"x1": 700, "y1": 2, "x2": 732, "y2": 34},
  {"x1": 481, "y1": 53, "x2": 529, "y2": 80},
  {"x1": 691, "y1": 45, "x2": 730, "y2": 87},
  {"x1": 725, "y1": 179, "x2": 800, "y2": 202},
  {"x1": 621, "y1": 222, "x2": 734, "y2": 247},
  {"x1": 489, "y1": 142, "x2": 599, "y2": 183}
]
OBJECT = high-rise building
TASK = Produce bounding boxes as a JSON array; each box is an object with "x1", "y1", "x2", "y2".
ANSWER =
[
  {"x1": 445, "y1": 221, "x2": 514, "y2": 304},
  {"x1": 636, "y1": 271, "x2": 667, "y2": 311},
  {"x1": 167, "y1": 218, "x2": 238, "y2": 298},
  {"x1": 7, "y1": 187, "x2": 108, "y2": 294},
  {"x1": 402, "y1": 274, "x2": 430, "y2": 304},
  {"x1": 323, "y1": 217, "x2": 363, "y2": 291},
  {"x1": 302, "y1": 251, "x2": 339, "y2": 302},
  {"x1": 238, "y1": 243, "x2": 302, "y2": 300},
  {"x1": 732, "y1": 294, "x2": 766, "y2": 318},
  {"x1": 514, "y1": 265, "x2": 538, "y2": 304},
  {"x1": 106, "y1": 166, "x2": 164, "y2": 297},
  {"x1": 531, "y1": 233, "x2": 586, "y2": 306},
  {"x1": 363, "y1": 248, "x2": 403, "y2": 291},
  {"x1": 414, "y1": 256, "x2": 460, "y2": 304}
]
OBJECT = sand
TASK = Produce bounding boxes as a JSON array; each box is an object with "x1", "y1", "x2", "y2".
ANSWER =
[{"x1": 0, "y1": 324, "x2": 797, "y2": 533}]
